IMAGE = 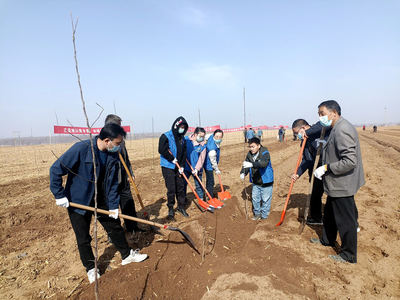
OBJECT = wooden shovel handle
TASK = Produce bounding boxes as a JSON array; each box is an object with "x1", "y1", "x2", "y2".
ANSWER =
[{"x1": 69, "y1": 202, "x2": 166, "y2": 229}]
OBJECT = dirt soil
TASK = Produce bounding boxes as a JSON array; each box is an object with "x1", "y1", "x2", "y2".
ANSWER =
[{"x1": 1, "y1": 128, "x2": 399, "y2": 299}]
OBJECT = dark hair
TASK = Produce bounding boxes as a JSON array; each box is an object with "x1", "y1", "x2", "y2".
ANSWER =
[
  {"x1": 292, "y1": 119, "x2": 309, "y2": 129},
  {"x1": 318, "y1": 100, "x2": 341, "y2": 116},
  {"x1": 214, "y1": 129, "x2": 224, "y2": 137},
  {"x1": 99, "y1": 123, "x2": 126, "y2": 140},
  {"x1": 248, "y1": 137, "x2": 260, "y2": 145},
  {"x1": 105, "y1": 114, "x2": 122, "y2": 126},
  {"x1": 194, "y1": 127, "x2": 206, "y2": 134}
]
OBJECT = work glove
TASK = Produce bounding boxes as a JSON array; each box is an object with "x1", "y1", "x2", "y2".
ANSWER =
[
  {"x1": 291, "y1": 174, "x2": 300, "y2": 182},
  {"x1": 192, "y1": 169, "x2": 198, "y2": 176},
  {"x1": 314, "y1": 165, "x2": 327, "y2": 180},
  {"x1": 178, "y1": 167, "x2": 184, "y2": 174},
  {"x1": 172, "y1": 158, "x2": 178, "y2": 164},
  {"x1": 240, "y1": 173, "x2": 245, "y2": 180},
  {"x1": 316, "y1": 139, "x2": 327, "y2": 148},
  {"x1": 215, "y1": 169, "x2": 221, "y2": 175},
  {"x1": 242, "y1": 161, "x2": 253, "y2": 169},
  {"x1": 109, "y1": 209, "x2": 119, "y2": 219},
  {"x1": 56, "y1": 197, "x2": 69, "y2": 208}
]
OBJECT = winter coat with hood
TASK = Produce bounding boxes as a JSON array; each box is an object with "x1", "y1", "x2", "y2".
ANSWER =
[{"x1": 159, "y1": 116, "x2": 188, "y2": 170}]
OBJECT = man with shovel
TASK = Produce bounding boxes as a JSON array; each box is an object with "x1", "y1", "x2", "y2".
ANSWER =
[
  {"x1": 105, "y1": 114, "x2": 143, "y2": 237},
  {"x1": 49, "y1": 123, "x2": 147, "y2": 284},
  {"x1": 240, "y1": 137, "x2": 274, "y2": 220},
  {"x1": 159, "y1": 116, "x2": 189, "y2": 219},
  {"x1": 311, "y1": 100, "x2": 365, "y2": 263},
  {"x1": 291, "y1": 119, "x2": 331, "y2": 225}
]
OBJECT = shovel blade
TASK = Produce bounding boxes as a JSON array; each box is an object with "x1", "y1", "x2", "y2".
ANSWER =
[
  {"x1": 168, "y1": 226, "x2": 199, "y2": 254},
  {"x1": 208, "y1": 198, "x2": 224, "y2": 209},
  {"x1": 218, "y1": 191, "x2": 231, "y2": 201}
]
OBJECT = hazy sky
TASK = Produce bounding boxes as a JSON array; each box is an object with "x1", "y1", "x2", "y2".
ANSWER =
[{"x1": 1, "y1": 0, "x2": 399, "y2": 137}]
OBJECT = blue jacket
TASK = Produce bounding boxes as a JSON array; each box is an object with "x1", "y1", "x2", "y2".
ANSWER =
[
  {"x1": 205, "y1": 135, "x2": 220, "y2": 171},
  {"x1": 160, "y1": 130, "x2": 177, "y2": 169},
  {"x1": 184, "y1": 136, "x2": 206, "y2": 172},
  {"x1": 49, "y1": 138, "x2": 120, "y2": 215},
  {"x1": 246, "y1": 129, "x2": 255, "y2": 139}
]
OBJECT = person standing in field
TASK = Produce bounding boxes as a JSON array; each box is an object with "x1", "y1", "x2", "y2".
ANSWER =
[
  {"x1": 257, "y1": 128, "x2": 263, "y2": 142},
  {"x1": 204, "y1": 129, "x2": 224, "y2": 198},
  {"x1": 240, "y1": 137, "x2": 274, "y2": 220},
  {"x1": 49, "y1": 124, "x2": 147, "y2": 284},
  {"x1": 311, "y1": 100, "x2": 365, "y2": 263},
  {"x1": 244, "y1": 128, "x2": 248, "y2": 143},
  {"x1": 158, "y1": 116, "x2": 189, "y2": 219},
  {"x1": 104, "y1": 114, "x2": 143, "y2": 237},
  {"x1": 278, "y1": 126, "x2": 285, "y2": 142},
  {"x1": 183, "y1": 127, "x2": 207, "y2": 201},
  {"x1": 246, "y1": 127, "x2": 255, "y2": 140},
  {"x1": 291, "y1": 118, "x2": 331, "y2": 225}
]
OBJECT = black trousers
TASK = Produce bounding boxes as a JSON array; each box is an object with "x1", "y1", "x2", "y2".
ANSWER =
[
  {"x1": 68, "y1": 207, "x2": 131, "y2": 271},
  {"x1": 161, "y1": 167, "x2": 185, "y2": 209},
  {"x1": 321, "y1": 195, "x2": 358, "y2": 263},
  {"x1": 309, "y1": 177, "x2": 324, "y2": 221},
  {"x1": 205, "y1": 170, "x2": 215, "y2": 198},
  {"x1": 119, "y1": 187, "x2": 138, "y2": 232}
]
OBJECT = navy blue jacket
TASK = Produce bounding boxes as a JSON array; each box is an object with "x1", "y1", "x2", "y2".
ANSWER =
[
  {"x1": 49, "y1": 137, "x2": 120, "y2": 215},
  {"x1": 297, "y1": 122, "x2": 331, "y2": 178}
]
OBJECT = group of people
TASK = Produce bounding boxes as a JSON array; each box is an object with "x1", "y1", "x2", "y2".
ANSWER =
[
  {"x1": 158, "y1": 116, "x2": 224, "y2": 218},
  {"x1": 244, "y1": 127, "x2": 263, "y2": 143},
  {"x1": 291, "y1": 100, "x2": 364, "y2": 263},
  {"x1": 49, "y1": 99, "x2": 365, "y2": 283}
]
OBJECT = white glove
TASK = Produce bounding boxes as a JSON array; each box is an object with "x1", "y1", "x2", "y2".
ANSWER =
[
  {"x1": 314, "y1": 165, "x2": 327, "y2": 180},
  {"x1": 240, "y1": 173, "x2": 245, "y2": 180},
  {"x1": 109, "y1": 209, "x2": 119, "y2": 219},
  {"x1": 316, "y1": 139, "x2": 327, "y2": 148},
  {"x1": 178, "y1": 167, "x2": 184, "y2": 174},
  {"x1": 192, "y1": 169, "x2": 198, "y2": 176},
  {"x1": 56, "y1": 197, "x2": 69, "y2": 208},
  {"x1": 172, "y1": 158, "x2": 178, "y2": 164},
  {"x1": 215, "y1": 169, "x2": 221, "y2": 175},
  {"x1": 242, "y1": 161, "x2": 253, "y2": 169}
]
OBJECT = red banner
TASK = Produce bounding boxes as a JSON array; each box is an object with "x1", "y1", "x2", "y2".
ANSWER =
[
  {"x1": 187, "y1": 125, "x2": 221, "y2": 133},
  {"x1": 54, "y1": 125, "x2": 131, "y2": 135}
]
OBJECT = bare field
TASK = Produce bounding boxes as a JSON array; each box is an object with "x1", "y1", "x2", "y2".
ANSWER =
[{"x1": 1, "y1": 127, "x2": 399, "y2": 299}]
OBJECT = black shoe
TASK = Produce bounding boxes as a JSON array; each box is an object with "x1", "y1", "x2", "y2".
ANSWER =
[
  {"x1": 167, "y1": 208, "x2": 175, "y2": 219},
  {"x1": 177, "y1": 207, "x2": 189, "y2": 218},
  {"x1": 306, "y1": 217, "x2": 323, "y2": 226}
]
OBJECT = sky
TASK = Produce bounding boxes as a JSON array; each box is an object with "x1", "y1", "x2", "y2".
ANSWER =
[{"x1": 0, "y1": 0, "x2": 399, "y2": 138}]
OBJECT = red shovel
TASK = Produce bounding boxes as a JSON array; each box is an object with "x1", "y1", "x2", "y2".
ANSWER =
[
  {"x1": 186, "y1": 159, "x2": 224, "y2": 208},
  {"x1": 172, "y1": 159, "x2": 214, "y2": 212},
  {"x1": 217, "y1": 174, "x2": 231, "y2": 201},
  {"x1": 276, "y1": 136, "x2": 308, "y2": 226}
]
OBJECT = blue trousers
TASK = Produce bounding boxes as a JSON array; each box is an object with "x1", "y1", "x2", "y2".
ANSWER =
[
  {"x1": 184, "y1": 171, "x2": 204, "y2": 200},
  {"x1": 252, "y1": 184, "x2": 273, "y2": 219}
]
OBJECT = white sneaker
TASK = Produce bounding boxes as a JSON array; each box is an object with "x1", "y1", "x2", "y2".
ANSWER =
[
  {"x1": 357, "y1": 227, "x2": 360, "y2": 233},
  {"x1": 121, "y1": 249, "x2": 148, "y2": 265},
  {"x1": 87, "y1": 268, "x2": 100, "y2": 284}
]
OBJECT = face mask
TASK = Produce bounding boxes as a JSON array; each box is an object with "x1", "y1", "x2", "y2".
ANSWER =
[
  {"x1": 107, "y1": 144, "x2": 120, "y2": 153},
  {"x1": 196, "y1": 136, "x2": 204, "y2": 143},
  {"x1": 319, "y1": 115, "x2": 332, "y2": 127},
  {"x1": 178, "y1": 128, "x2": 185, "y2": 134},
  {"x1": 297, "y1": 133, "x2": 303, "y2": 140},
  {"x1": 214, "y1": 138, "x2": 222, "y2": 144}
]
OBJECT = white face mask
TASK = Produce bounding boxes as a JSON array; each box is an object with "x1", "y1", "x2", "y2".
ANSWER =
[
  {"x1": 196, "y1": 136, "x2": 204, "y2": 143},
  {"x1": 178, "y1": 128, "x2": 185, "y2": 134},
  {"x1": 319, "y1": 115, "x2": 332, "y2": 127}
]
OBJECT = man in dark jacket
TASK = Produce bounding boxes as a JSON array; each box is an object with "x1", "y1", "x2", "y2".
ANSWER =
[
  {"x1": 105, "y1": 114, "x2": 142, "y2": 236},
  {"x1": 240, "y1": 137, "x2": 274, "y2": 220},
  {"x1": 312, "y1": 100, "x2": 365, "y2": 263},
  {"x1": 158, "y1": 116, "x2": 189, "y2": 218},
  {"x1": 291, "y1": 119, "x2": 331, "y2": 225},
  {"x1": 50, "y1": 123, "x2": 147, "y2": 284}
]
